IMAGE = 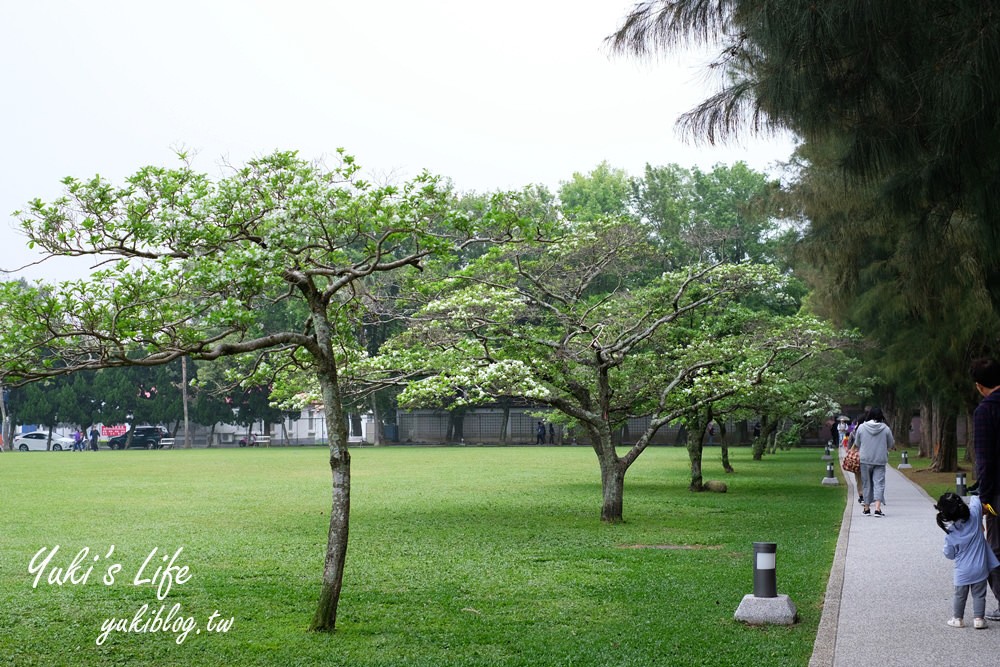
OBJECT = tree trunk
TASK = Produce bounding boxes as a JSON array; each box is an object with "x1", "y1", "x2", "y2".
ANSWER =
[
  {"x1": 939, "y1": 412, "x2": 959, "y2": 472},
  {"x1": 181, "y1": 356, "x2": 192, "y2": 448},
  {"x1": 123, "y1": 419, "x2": 135, "y2": 449},
  {"x1": 718, "y1": 418, "x2": 734, "y2": 472},
  {"x1": 884, "y1": 394, "x2": 909, "y2": 452},
  {"x1": 721, "y1": 443, "x2": 734, "y2": 473},
  {"x1": 929, "y1": 408, "x2": 959, "y2": 472},
  {"x1": 370, "y1": 394, "x2": 383, "y2": 446},
  {"x1": 932, "y1": 397, "x2": 941, "y2": 463},
  {"x1": 597, "y1": 443, "x2": 626, "y2": 523},
  {"x1": 963, "y1": 410, "x2": 973, "y2": 463},
  {"x1": 498, "y1": 401, "x2": 510, "y2": 443},
  {"x1": 752, "y1": 416, "x2": 772, "y2": 461},
  {"x1": 688, "y1": 437, "x2": 704, "y2": 491},
  {"x1": 310, "y1": 363, "x2": 351, "y2": 632},
  {"x1": 446, "y1": 409, "x2": 465, "y2": 443},
  {"x1": 919, "y1": 400, "x2": 933, "y2": 458},
  {"x1": 687, "y1": 415, "x2": 706, "y2": 491},
  {"x1": 0, "y1": 381, "x2": 7, "y2": 453},
  {"x1": 882, "y1": 391, "x2": 899, "y2": 442}
]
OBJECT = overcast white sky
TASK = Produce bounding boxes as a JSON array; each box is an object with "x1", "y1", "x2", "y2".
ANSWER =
[{"x1": 1, "y1": 1, "x2": 796, "y2": 282}]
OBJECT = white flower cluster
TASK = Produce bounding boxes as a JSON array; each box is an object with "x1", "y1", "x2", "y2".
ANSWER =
[
  {"x1": 421, "y1": 287, "x2": 526, "y2": 323},
  {"x1": 399, "y1": 359, "x2": 550, "y2": 408}
]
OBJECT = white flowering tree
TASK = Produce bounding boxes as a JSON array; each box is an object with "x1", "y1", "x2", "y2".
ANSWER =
[
  {"x1": 375, "y1": 218, "x2": 842, "y2": 522},
  {"x1": 0, "y1": 150, "x2": 536, "y2": 631},
  {"x1": 654, "y1": 301, "x2": 853, "y2": 487}
]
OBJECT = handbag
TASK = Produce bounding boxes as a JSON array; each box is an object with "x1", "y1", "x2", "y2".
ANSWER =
[{"x1": 842, "y1": 447, "x2": 860, "y2": 473}]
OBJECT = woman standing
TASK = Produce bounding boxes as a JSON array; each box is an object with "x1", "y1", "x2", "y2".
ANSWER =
[{"x1": 855, "y1": 407, "x2": 895, "y2": 516}]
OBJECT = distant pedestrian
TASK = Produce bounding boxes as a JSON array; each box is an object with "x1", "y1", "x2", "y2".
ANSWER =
[
  {"x1": 548, "y1": 423, "x2": 555, "y2": 445},
  {"x1": 706, "y1": 422, "x2": 716, "y2": 445},
  {"x1": 969, "y1": 357, "x2": 1000, "y2": 620},
  {"x1": 536, "y1": 421, "x2": 545, "y2": 445},
  {"x1": 855, "y1": 407, "x2": 894, "y2": 516},
  {"x1": 89, "y1": 426, "x2": 99, "y2": 451},
  {"x1": 935, "y1": 492, "x2": 1000, "y2": 629},
  {"x1": 847, "y1": 414, "x2": 865, "y2": 505},
  {"x1": 752, "y1": 421, "x2": 761, "y2": 440},
  {"x1": 72, "y1": 429, "x2": 84, "y2": 452}
]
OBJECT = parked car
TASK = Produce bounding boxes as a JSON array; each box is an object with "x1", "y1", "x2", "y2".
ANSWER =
[
  {"x1": 13, "y1": 432, "x2": 76, "y2": 451},
  {"x1": 108, "y1": 426, "x2": 168, "y2": 450}
]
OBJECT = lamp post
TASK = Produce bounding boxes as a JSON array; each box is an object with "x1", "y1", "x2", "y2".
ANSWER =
[
  {"x1": 752, "y1": 542, "x2": 778, "y2": 598},
  {"x1": 734, "y1": 541, "x2": 798, "y2": 625}
]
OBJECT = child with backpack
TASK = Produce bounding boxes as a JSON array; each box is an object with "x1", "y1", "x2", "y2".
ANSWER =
[{"x1": 935, "y1": 491, "x2": 1000, "y2": 628}]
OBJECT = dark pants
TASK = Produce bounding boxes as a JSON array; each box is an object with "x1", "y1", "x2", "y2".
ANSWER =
[{"x1": 987, "y1": 495, "x2": 1000, "y2": 606}]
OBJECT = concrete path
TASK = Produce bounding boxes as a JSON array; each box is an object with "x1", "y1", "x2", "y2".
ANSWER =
[{"x1": 810, "y1": 455, "x2": 999, "y2": 666}]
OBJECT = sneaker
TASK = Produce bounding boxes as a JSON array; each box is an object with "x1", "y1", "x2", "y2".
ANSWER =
[
  {"x1": 986, "y1": 608, "x2": 1000, "y2": 621},
  {"x1": 974, "y1": 618, "x2": 988, "y2": 629},
  {"x1": 947, "y1": 617, "x2": 964, "y2": 628},
  {"x1": 857, "y1": 496, "x2": 864, "y2": 504},
  {"x1": 862, "y1": 507, "x2": 871, "y2": 515},
  {"x1": 874, "y1": 509, "x2": 884, "y2": 517}
]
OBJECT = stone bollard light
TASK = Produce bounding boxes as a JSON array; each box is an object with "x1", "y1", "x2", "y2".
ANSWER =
[
  {"x1": 752, "y1": 542, "x2": 777, "y2": 597},
  {"x1": 898, "y1": 450, "x2": 912, "y2": 470},
  {"x1": 956, "y1": 472, "x2": 967, "y2": 496},
  {"x1": 821, "y1": 445, "x2": 832, "y2": 461},
  {"x1": 734, "y1": 542, "x2": 798, "y2": 625},
  {"x1": 821, "y1": 461, "x2": 839, "y2": 486}
]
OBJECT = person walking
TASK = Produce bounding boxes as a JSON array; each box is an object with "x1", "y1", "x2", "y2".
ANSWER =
[
  {"x1": 536, "y1": 421, "x2": 546, "y2": 445},
  {"x1": 970, "y1": 357, "x2": 1000, "y2": 620},
  {"x1": 836, "y1": 417, "x2": 848, "y2": 446},
  {"x1": 89, "y1": 425, "x2": 100, "y2": 451},
  {"x1": 847, "y1": 414, "x2": 865, "y2": 504},
  {"x1": 935, "y1": 492, "x2": 1000, "y2": 628},
  {"x1": 854, "y1": 407, "x2": 894, "y2": 516}
]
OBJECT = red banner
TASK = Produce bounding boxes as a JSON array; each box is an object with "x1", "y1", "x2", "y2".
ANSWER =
[{"x1": 102, "y1": 425, "x2": 128, "y2": 437}]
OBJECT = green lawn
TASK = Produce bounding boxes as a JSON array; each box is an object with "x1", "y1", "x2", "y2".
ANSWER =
[{"x1": 0, "y1": 446, "x2": 844, "y2": 667}]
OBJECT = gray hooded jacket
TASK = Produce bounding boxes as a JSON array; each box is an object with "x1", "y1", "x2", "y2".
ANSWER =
[{"x1": 856, "y1": 420, "x2": 894, "y2": 465}]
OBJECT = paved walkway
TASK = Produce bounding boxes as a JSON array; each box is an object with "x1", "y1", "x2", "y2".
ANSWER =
[{"x1": 810, "y1": 454, "x2": 999, "y2": 666}]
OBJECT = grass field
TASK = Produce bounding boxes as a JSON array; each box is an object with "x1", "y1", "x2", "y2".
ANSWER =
[{"x1": 0, "y1": 446, "x2": 844, "y2": 667}]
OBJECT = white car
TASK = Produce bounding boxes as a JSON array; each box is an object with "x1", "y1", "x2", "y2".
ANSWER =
[{"x1": 12, "y1": 432, "x2": 76, "y2": 451}]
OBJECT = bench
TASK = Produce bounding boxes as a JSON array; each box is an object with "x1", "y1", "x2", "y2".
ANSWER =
[{"x1": 158, "y1": 438, "x2": 176, "y2": 450}]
